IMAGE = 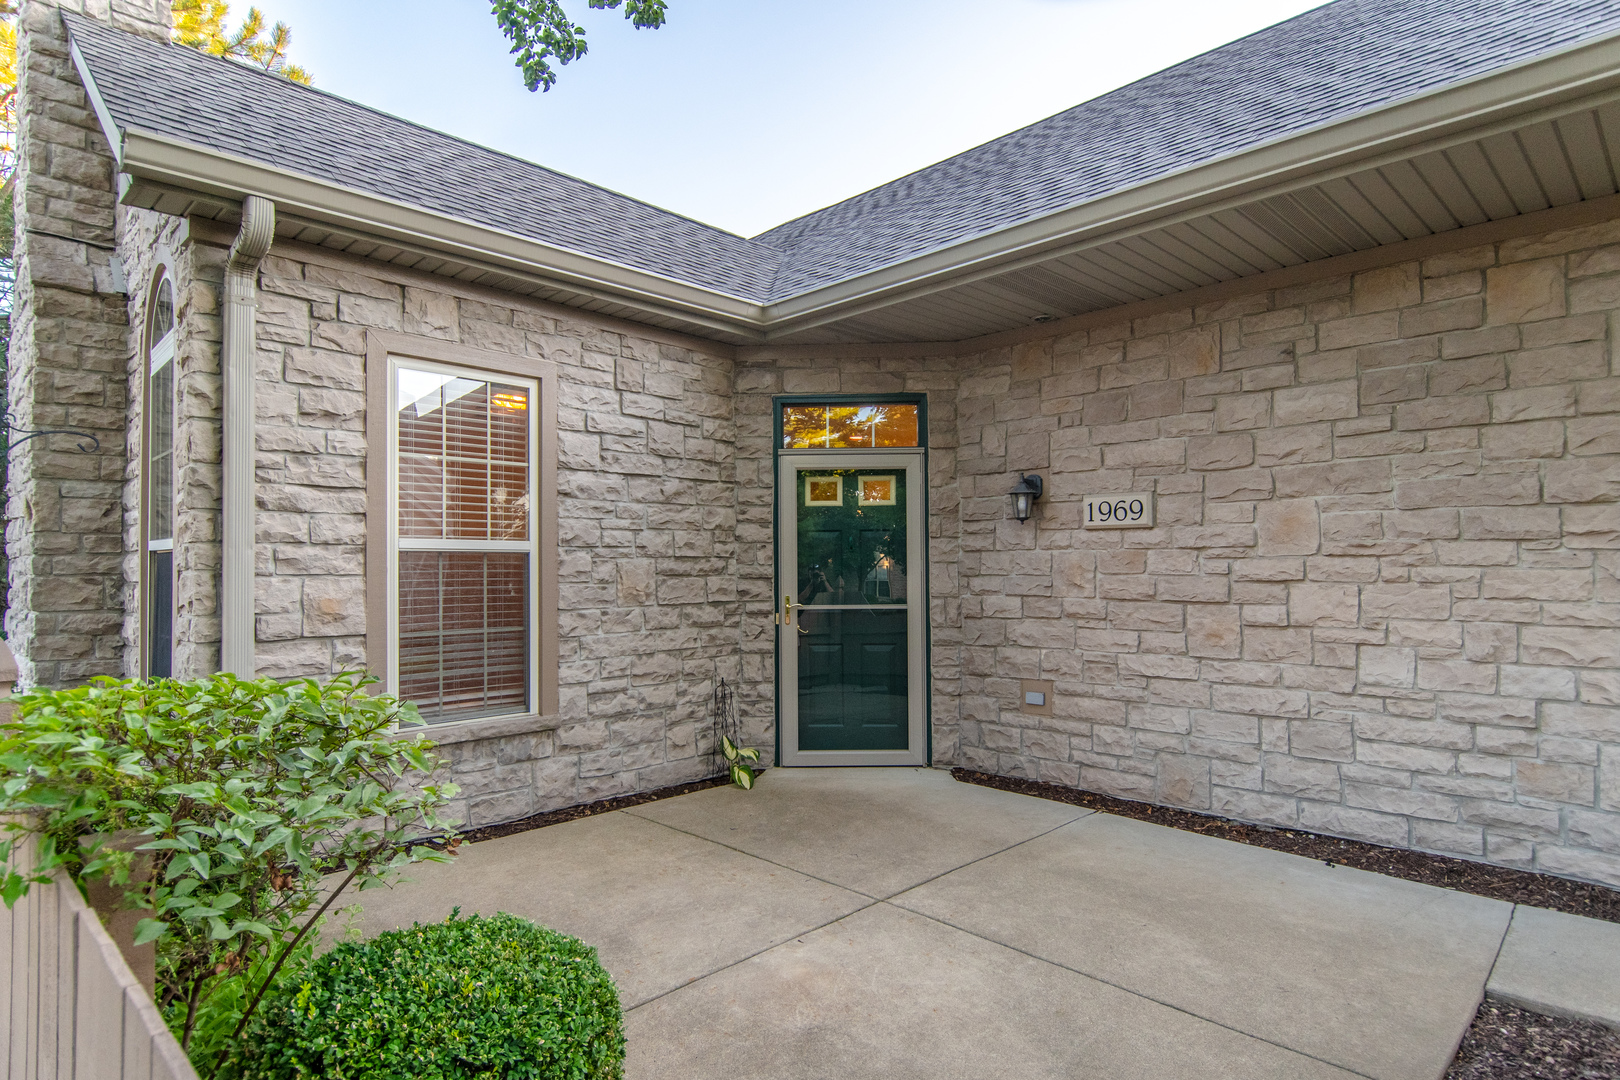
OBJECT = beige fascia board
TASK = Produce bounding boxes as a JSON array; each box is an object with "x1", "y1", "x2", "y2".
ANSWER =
[
  {"x1": 66, "y1": 35, "x2": 772, "y2": 339},
  {"x1": 71, "y1": 36, "x2": 126, "y2": 166},
  {"x1": 71, "y1": 22, "x2": 1620, "y2": 346},
  {"x1": 113, "y1": 130, "x2": 773, "y2": 338},
  {"x1": 757, "y1": 26, "x2": 1620, "y2": 338}
]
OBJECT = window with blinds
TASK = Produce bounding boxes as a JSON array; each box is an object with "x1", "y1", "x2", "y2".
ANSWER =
[{"x1": 392, "y1": 362, "x2": 537, "y2": 723}]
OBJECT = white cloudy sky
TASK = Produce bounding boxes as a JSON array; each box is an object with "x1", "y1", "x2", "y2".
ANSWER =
[{"x1": 256, "y1": 0, "x2": 1328, "y2": 237}]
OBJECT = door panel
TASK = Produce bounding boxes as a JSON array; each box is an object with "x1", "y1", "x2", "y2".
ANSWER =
[
  {"x1": 779, "y1": 450, "x2": 925, "y2": 766},
  {"x1": 797, "y1": 608, "x2": 908, "y2": 750}
]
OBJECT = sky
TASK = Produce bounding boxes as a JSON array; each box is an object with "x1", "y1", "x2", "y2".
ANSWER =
[{"x1": 254, "y1": 0, "x2": 1329, "y2": 239}]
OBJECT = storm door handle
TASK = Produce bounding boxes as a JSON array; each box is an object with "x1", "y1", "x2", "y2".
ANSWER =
[{"x1": 783, "y1": 595, "x2": 810, "y2": 634}]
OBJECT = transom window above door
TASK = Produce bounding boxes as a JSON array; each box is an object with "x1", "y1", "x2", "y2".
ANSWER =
[{"x1": 780, "y1": 403, "x2": 920, "y2": 449}]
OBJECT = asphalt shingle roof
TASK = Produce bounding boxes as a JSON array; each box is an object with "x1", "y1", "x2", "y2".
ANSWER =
[
  {"x1": 66, "y1": 13, "x2": 783, "y2": 301},
  {"x1": 755, "y1": 0, "x2": 1620, "y2": 298},
  {"x1": 66, "y1": 0, "x2": 1620, "y2": 306}
]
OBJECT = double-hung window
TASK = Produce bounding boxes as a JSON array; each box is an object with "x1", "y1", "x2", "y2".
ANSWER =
[
  {"x1": 145, "y1": 279, "x2": 176, "y2": 677},
  {"x1": 389, "y1": 359, "x2": 539, "y2": 723}
]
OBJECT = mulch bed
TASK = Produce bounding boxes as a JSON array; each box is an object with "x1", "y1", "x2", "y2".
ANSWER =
[
  {"x1": 1446, "y1": 1001, "x2": 1620, "y2": 1079},
  {"x1": 951, "y1": 768, "x2": 1620, "y2": 925},
  {"x1": 455, "y1": 775, "x2": 731, "y2": 844}
]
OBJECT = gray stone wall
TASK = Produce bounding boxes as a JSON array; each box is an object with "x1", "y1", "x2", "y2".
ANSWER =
[
  {"x1": 731, "y1": 355, "x2": 965, "y2": 760},
  {"x1": 5, "y1": 2, "x2": 150, "y2": 687},
  {"x1": 240, "y1": 244, "x2": 739, "y2": 826},
  {"x1": 951, "y1": 220, "x2": 1620, "y2": 886},
  {"x1": 24, "y1": 0, "x2": 1618, "y2": 890}
]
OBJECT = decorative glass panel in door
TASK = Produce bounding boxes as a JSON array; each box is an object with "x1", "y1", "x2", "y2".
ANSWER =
[{"x1": 778, "y1": 452, "x2": 926, "y2": 765}]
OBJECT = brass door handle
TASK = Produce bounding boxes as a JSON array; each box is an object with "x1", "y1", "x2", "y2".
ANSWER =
[{"x1": 783, "y1": 595, "x2": 810, "y2": 634}]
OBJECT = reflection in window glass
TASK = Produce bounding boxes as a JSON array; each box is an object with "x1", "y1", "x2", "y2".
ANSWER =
[
  {"x1": 152, "y1": 279, "x2": 174, "y2": 340},
  {"x1": 782, "y1": 404, "x2": 919, "y2": 449},
  {"x1": 397, "y1": 372, "x2": 529, "y2": 541},
  {"x1": 149, "y1": 360, "x2": 174, "y2": 542}
]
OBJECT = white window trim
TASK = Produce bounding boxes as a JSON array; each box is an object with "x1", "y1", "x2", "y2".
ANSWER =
[{"x1": 386, "y1": 354, "x2": 542, "y2": 726}]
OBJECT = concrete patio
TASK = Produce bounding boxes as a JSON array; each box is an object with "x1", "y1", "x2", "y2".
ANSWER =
[{"x1": 348, "y1": 768, "x2": 1617, "y2": 1080}]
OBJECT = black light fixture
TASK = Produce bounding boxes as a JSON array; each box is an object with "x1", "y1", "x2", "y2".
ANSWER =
[{"x1": 1009, "y1": 473, "x2": 1043, "y2": 522}]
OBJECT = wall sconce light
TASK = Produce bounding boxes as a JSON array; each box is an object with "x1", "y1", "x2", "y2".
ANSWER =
[{"x1": 1009, "y1": 473, "x2": 1043, "y2": 522}]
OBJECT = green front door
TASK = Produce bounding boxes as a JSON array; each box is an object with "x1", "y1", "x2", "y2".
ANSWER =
[{"x1": 778, "y1": 452, "x2": 926, "y2": 765}]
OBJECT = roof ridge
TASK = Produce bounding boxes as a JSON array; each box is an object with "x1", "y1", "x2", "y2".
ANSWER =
[{"x1": 751, "y1": 2, "x2": 1341, "y2": 251}]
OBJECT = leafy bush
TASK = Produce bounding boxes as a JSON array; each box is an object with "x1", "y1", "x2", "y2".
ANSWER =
[
  {"x1": 170, "y1": 916, "x2": 329, "y2": 1071},
  {"x1": 0, "y1": 672, "x2": 459, "y2": 1069},
  {"x1": 231, "y1": 911, "x2": 625, "y2": 1080}
]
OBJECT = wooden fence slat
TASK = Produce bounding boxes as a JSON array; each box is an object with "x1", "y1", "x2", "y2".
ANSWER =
[
  {"x1": 4, "y1": 831, "x2": 196, "y2": 1080},
  {"x1": 148, "y1": 1030, "x2": 192, "y2": 1080},
  {"x1": 54, "y1": 886, "x2": 75, "y2": 1080},
  {"x1": 36, "y1": 867, "x2": 57, "y2": 1080},
  {"x1": 26, "y1": 867, "x2": 41, "y2": 1080},
  {"x1": 1, "y1": 853, "x2": 14, "y2": 1080},
  {"x1": 8, "y1": 842, "x2": 33, "y2": 1080},
  {"x1": 121, "y1": 1004, "x2": 152, "y2": 1080},
  {"x1": 74, "y1": 908, "x2": 127, "y2": 1080}
]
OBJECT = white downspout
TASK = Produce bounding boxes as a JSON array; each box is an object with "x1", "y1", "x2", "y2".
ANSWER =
[{"x1": 220, "y1": 195, "x2": 275, "y2": 677}]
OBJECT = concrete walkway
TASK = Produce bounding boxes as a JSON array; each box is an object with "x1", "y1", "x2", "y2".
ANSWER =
[{"x1": 348, "y1": 768, "x2": 1617, "y2": 1080}]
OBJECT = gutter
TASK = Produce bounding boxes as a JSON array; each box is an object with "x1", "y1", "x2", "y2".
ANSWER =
[
  {"x1": 66, "y1": 19, "x2": 1620, "y2": 342},
  {"x1": 756, "y1": 23, "x2": 1620, "y2": 338},
  {"x1": 112, "y1": 130, "x2": 774, "y2": 340},
  {"x1": 220, "y1": 195, "x2": 275, "y2": 677}
]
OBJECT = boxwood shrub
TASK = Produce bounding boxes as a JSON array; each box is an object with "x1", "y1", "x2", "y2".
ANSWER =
[{"x1": 231, "y1": 912, "x2": 624, "y2": 1080}]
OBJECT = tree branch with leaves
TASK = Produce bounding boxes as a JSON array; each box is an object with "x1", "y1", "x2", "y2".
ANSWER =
[
  {"x1": 172, "y1": 0, "x2": 312, "y2": 84},
  {"x1": 491, "y1": 0, "x2": 667, "y2": 91}
]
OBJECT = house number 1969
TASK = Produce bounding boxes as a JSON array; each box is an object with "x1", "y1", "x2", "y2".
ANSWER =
[{"x1": 1082, "y1": 492, "x2": 1154, "y2": 528}]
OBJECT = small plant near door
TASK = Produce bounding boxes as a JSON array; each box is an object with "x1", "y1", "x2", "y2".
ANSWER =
[
  {"x1": 721, "y1": 734, "x2": 760, "y2": 789},
  {"x1": 712, "y1": 678, "x2": 761, "y2": 789}
]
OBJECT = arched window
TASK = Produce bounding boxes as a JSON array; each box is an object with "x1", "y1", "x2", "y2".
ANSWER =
[{"x1": 145, "y1": 277, "x2": 176, "y2": 677}]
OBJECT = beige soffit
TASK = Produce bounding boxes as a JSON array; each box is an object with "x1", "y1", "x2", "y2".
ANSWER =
[
  {"x1": 73, "y1": 26, "x2": 1620, "y2": 344},
  {"x1": 760, "y1": 25, "x2": 1620, "y2": 339}
]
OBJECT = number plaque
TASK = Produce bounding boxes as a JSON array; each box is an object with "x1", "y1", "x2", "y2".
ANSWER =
[{"x1": 1082, "y1": 492, "x2": 1154, "y2": 528}]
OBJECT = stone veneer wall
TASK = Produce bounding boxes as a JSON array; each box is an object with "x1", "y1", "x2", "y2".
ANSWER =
[
  {"x1": 950, "y1": 219, "x2": 1620, "y2": 886},
  {"x1": 228, "y1": 241, "x2": 738, "y2": 826},
  {"x1": 24, "y1": 0, "x2": 1620, "y2": 884},
  {"x1": 23, "y1": 0, "x2": 734, "y2": 827},
  {"x1": 731, "y1": 355, "x2": 965, "y2": 758},
  {"x1": 6, "y1": 0, "x2": 170, "y2": 688}
]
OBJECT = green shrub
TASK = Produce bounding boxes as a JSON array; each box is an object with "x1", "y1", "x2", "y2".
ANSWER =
[
  {"x1": 0, "y1": 672, "x2": 459, "y2": 1067},
  {"x1": 168, "y1": 917, "x2": 327, "y2": 1071},
  {"x1": 232, "y1": 911, "x2": 625, "y2": 1080}
]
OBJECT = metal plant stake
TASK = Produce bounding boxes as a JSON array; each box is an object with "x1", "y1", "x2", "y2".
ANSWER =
[{"x1": 711, "y1": 678, "x2": 760, "y2": 789}]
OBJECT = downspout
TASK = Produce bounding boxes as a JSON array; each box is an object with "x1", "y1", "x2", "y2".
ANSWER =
[{"x1": 220, "y1": 195, "x2": 275, "y2": 677}]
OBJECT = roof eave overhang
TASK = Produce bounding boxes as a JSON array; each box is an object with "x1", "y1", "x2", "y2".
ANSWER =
[
  {"x1": 71, "y1": 25, "x2": 1620, "y2": 345},
  {"x1": 116, "y1": 130, "x2": 776, "y2": 340},
  {"x1": 71, "y1": 33, "x2": 775, "y2": 342},
  {"x1": 754, "y1": 24, "x2": 1620, "y2": 340}
]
